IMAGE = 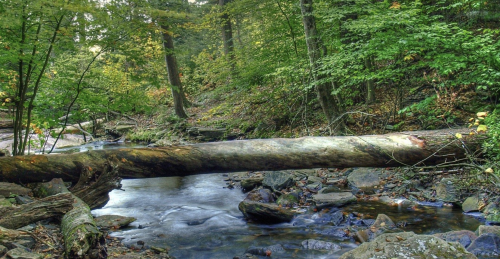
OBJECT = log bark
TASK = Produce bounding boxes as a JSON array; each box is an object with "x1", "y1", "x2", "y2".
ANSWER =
[
  {"x1": 70, "y1": 161, "x2": 122, "y2": 209},
  {"x1": 0, "y1": 193, "x2": 74, "y2": 229},
  {"x1": 0, "y1": 120, "x2": 13, "y2": 129},
  {"x1": 0, "y1": 128, "x2": 486, "y2": 184},
  {"x1": 36, "y1": 178, "x2": 106, "y2": 258}
]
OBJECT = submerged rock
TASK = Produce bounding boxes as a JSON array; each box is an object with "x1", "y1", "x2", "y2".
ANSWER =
[
  {"x1": 340, "y1": 232, "x2": 477, "y2": 259},
  {"x1": 238, "y1": 200, "x2": 296, "y2": 223},
  {"x1": 301, "y1": 239, "x2": 341, "y2": 251},
  {"x1": 246, "y1": 244, "x2": 285, "y2": 256}
]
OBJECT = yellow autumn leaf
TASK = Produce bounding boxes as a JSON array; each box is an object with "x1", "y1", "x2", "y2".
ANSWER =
[
  {"x1": 485, "y1": 168, "x2": 494, "y2": 174},
  {"x1": 477, "y1": 125, "x2": 487, "y2": 133},
  {"x1": 455, "y1": 133, "x2": 462, "y2": 139},
  {"x1": 477, "y1": 112, "x2": 488, "y2": 118},
  {"x1": 469, "y1": 131, "x2": 475, "y2": 136},
  {"x1": 389, "y1": 1, "x2": 401, "y2": 9}
]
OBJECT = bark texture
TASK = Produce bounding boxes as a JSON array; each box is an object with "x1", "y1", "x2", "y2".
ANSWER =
[
  {"x1": 0, "y1": 129, "x2": 484, "y2": 184},
  {"x1": 35, "y1": 178, "x2": 105, "y2": 258},
  {"x1": 300, "y1": 0, "x2": 343, "y2": 130},
  {"x1": 0, "y1": 193, "x2": 74, "y2": 229},
  {"x1": 161, "y1": 24, "x2": 188, "y2": 118}
]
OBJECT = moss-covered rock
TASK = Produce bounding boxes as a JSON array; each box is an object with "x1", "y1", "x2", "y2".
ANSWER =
[
  {"x1": 341, "y1": 232, "x2": 477, "y2": 259},
  {"x1": 238, "y1": 200, "x2": 297, "y2": 223}
]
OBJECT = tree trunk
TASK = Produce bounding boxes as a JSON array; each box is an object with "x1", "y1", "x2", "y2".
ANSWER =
[
  {"x1": 365, "y1": 56, "x2": 375, "y2": 104},
  {"x1": 0, "y1": 193, "x2": 74, "y2": 229},
  {"x1": 0, "y1": 129, "x2": 484, "y2": 184},
  {"x1": 219, "y1": 0, "x2": 235, "y2": 70},
  {"x1": 161, "y1": 24, "x2": 188, "y2": 118},
  {"x1": 300, "y1": 0, "x2": 344, "y2": 132}
]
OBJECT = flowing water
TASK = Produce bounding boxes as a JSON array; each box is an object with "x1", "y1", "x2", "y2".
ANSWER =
[{"x1": 92, "y1": 174, "x2": 483, "y2": 259}]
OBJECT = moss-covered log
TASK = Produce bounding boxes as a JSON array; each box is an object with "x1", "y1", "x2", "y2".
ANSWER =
[
  {"x1": 0, "y1": 128, "x2": 486, "y2": 183},
  {"x1": 35, "y1": 178, "x2": 106, "y2": 258},
  {"x1": 0, "y1": 193, "x2": 73, "y2": 229}
]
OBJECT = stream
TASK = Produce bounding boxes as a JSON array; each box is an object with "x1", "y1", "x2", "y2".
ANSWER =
[{"x1": 92, "y1": 173, "x2": 483, "y2": 259}]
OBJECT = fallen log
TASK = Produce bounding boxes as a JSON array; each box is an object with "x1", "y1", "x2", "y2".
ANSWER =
[
  {"x1": 0, "y1": 128, "x2": 486, "y2": 183},
  {"x1": 0, "y1": 193, "x2": 74, "y2": 229},
  {"x1": 0, "y1": 120, "x2": 13, "y2": 129},
  {"x1": 35, "y1": 178, "x2": 106, "y2": 258}
]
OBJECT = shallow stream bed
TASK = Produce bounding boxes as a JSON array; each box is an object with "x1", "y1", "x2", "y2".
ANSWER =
[{"x1": 92, "y1": 174, "x2": 482, "y2": 259}]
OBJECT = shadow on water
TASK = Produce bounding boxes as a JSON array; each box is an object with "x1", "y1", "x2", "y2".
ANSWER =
[{"x1": 92, "y1": 175, "x2": 483, "y2": 259}]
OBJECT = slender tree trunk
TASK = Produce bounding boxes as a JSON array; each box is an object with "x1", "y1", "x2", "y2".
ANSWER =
[
  {"x1": 365, "y1": 56, "x2": 375, "y2": 104},
  {"x1": 219, "y1": 0, "x2": 235, "y2": 70},
  {"x1": 300, "y1": 0, "x2": 344, "y2": 133},
  {"x1": 161, "y1": 24, "x2": 188, "y2": 118}
]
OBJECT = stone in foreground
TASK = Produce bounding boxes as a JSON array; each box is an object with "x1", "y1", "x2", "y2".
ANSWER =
[
  {"x1": 312, "y1": 192, "x2": 356, "y2": 208},
  {"x1": 238, "y1": 200, "x2": 297, "y2": 223},
  {"x1": 339, "y1": 232, "x2": 477, "y2": 259}
]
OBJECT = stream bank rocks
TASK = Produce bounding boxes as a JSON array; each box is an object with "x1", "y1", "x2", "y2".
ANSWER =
[{"x1": 227, "y1": 168, "x2": 500, "y2": 258}]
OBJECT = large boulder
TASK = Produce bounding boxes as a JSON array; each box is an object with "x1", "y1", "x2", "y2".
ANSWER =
[
  {"x1": 312, "y1": 192, "x2": 356, "y2": 209},
  {"x1": 262, "y1": 171, "x2": 294, "y2": 192},
  {"x1": 434, "y1": 230, "x2": 477, "y2": 248},
  {"x1": 477, "y1": 225, "x2": 500, "y2": 237},
  {"x1": 340, "y1": 232, "x2": 477, "y2": 259},
  {"x1": 462, "y1": 196, "x2": 484, "y2": 213},
  {"x1": 244, "y1": 188, "x2": 275, "y2": 203},
  {"x1": 238, "y1": 200, "x2": 297, "y2": 223},
  {"x1": 467, "y1": 233, "x2": 500, "y2": 257}
]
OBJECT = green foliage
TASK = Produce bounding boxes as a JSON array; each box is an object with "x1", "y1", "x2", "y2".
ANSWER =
[{"x1": 483, "y1": 110, "x2": 500, "y2": 161}]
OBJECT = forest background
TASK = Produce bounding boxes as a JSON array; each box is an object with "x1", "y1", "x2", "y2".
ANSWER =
[{"x1": 0, "y1": 0, "x2": 499, "y2": 171}]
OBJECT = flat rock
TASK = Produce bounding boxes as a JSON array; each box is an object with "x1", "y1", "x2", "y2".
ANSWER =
[
  {"x1": 340, "y1": 232, "x2": 477, "y2": 259},
  {"x1": 246, "y1": 244, "x2": 285, "y2": 256},
  {"x1": 434, "y1": 230, "x2": 477, "y2": 248},
  {"x1": 94, "y1": 215, "x2": 136, "y2": 229},
  {"x1": 312, "y1": 192, "x2": 356, "y2": 208},
  {"x1": 0, "y1": 183, "x2": 32, "y2": 197},
  {"x1": 238, "y1": 200, "x2": 297, "y2": 223}
]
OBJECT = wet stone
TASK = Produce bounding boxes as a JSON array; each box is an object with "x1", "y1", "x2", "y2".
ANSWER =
[
  {"x1": 244, "y1": 188, "x2": 274, "y2": 203},
  {"x1": 312, "y1": 192, "x2": 356, "y2": 209},
  {"x1": 262, "y1": 171, "x2": 294, "y2": 192},
  {"x1": 434, "y1": 230, "x2": 478, "y2": 248},
  {"x1": 462, "y1": 196, "x2": 481, "y2": 212},
  {"x1": 467, "y1": 233, "x2": 500, "y2": 257},
  {"x1": 435, "y1": 177, "x2": 459, "y2": 203},
  {"x1": 95, "y1": 215, "x2": 136, "y2": 229},
  {"x1": 484, "y1": 198, "x2": 500, "y2": 223},
  {"x1": 238, "y1": 200, "x2": 296, "y2": 223},
  {"x1": 240, "y1": 177, "x2": 263, "y2": 192},
  {"x1": 301, "y1": 239, "x2": 341, "y2": 251},
  {"x1": 245, "y1": 244, "x2": 285, "y2": 256},
  {"x1": 477, "y1": 225, "x2": 500, "y2": 237}
]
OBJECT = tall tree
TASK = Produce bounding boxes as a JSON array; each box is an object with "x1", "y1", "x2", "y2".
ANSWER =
[
  {"x1": 219, "y1": 0, "x2": 235, "y2": 68},
  {"x1": 300, "y1": 0, "x2": 344, "y2": 133},
  {"x1": 161, "y1": 22, "x2": 188, "y2": 118}
]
